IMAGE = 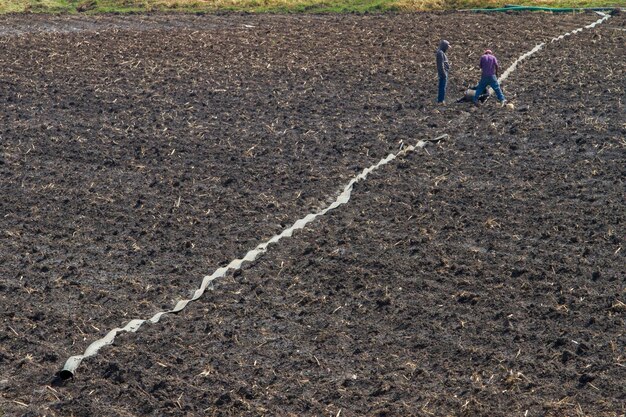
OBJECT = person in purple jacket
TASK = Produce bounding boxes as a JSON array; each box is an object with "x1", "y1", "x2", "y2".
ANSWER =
[
  {"x1": 436, "y1": 40, "x2": 451, "y2": 104},
  {"x1": 473, "y1": 49, "x2": 506, "y2": 106}
]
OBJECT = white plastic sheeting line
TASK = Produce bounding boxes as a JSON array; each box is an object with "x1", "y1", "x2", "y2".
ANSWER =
[
  {"x1": 60, "y1": 12, "x2": 612, "y2": 379},
  {"x1": 60, "y1": 135, "x2": 446, "y2": 379},
  {"x1": 499, "y1": 12, "x2": 610, "y2": 84}
]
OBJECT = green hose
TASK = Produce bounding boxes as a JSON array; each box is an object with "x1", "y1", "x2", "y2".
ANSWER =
[{"x1": 463, "y1": 4, "x2": 619, "y2": 12}]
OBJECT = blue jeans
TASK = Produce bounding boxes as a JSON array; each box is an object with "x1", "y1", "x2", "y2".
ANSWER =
[
  {"x1": 473, "y1": 75, "x2": 505, "y2": 103},
  {"x1": 438, "y1": 75, "x2": 447, "y2": 103}
]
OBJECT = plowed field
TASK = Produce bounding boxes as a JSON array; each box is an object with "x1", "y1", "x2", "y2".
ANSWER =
[{"x1": 1, "y1": 11, "x2": 624, "y2": 417}]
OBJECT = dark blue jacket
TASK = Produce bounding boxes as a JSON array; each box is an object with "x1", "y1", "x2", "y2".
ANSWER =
[{"x1": 436, "y1": 40, "x2": 450, "y2": 78}]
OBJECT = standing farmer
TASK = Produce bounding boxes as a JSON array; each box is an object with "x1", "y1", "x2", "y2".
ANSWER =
[
  {"x1": 436, "y1": 40, "x2": 451, "y2": 104},
  {"x1": 473, "y1": 49, "x2": 506, "y2": 106}
]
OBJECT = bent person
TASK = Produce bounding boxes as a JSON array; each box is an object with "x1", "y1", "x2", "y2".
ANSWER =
[{"x1": 473, "y1": 49, "x2": 506, "y2": 106}]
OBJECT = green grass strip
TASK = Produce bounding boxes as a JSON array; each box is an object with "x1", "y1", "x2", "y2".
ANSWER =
[{"x1": 0, "y1": 0, "x2": 622, "y2": 16}]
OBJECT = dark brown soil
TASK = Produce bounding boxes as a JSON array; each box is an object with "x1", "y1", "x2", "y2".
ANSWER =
[{"x1": 0, "y1": 11, "x2": 624, "y2": 417}]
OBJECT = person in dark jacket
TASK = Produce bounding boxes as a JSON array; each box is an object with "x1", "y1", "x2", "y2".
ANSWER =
[
  {"x1": 472, "y1": 49, "x2": 506, "y2": 106},
  {"x1": 436, "y1": 40, "x2": 451, "y2": 104}
]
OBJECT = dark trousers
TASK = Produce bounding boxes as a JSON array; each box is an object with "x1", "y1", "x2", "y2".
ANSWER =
[
  {"x1": 473, "y1": 75, "x2": 505, "y2": 103},
  {"x1": 438, "y1": 75, "x2": 448, "y2": 103}
]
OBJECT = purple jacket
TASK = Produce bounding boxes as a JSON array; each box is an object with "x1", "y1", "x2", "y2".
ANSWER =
[{"x1": 480, "y1": 53, "x2": 498, "y2": 77}]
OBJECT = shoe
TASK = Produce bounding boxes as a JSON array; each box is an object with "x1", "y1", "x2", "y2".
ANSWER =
[
  {"x1": 473, "y1": 101, "x2": 480, "y2": 107},
  {"x1": 500, "y1": 100, "x2": 507, "y2": 107},
  {"x1": 437, "y1": 101, "x2": 446, "y2": 106}
]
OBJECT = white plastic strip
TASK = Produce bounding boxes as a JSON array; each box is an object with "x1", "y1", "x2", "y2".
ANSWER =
[
  {"x1": 499, "y1": 12, "x2": 610, "y2": 83},
  {"x1": 498, "y1": 43, "x2": 546, "y2": 83},
  {"x1": 60, "y1": 135, "x2": 446, "y2": 378}
]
